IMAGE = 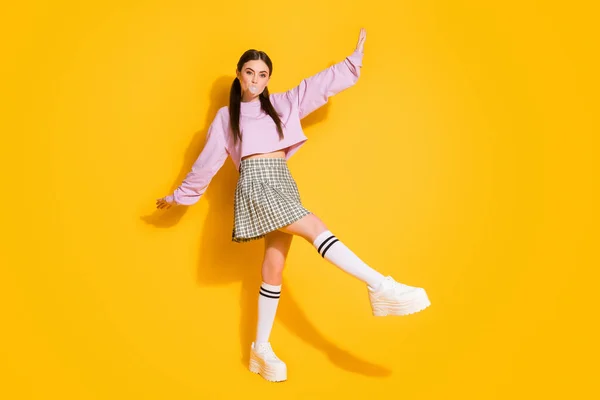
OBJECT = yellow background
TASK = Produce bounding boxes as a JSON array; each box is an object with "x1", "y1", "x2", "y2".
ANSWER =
[{"x1": 1, "y1": 0, "x2": 597, "y2": 399}]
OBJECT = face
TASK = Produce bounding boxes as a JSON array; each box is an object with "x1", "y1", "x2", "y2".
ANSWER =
[{"x1": 236, "y1": 59, "x2": 270, "y2": 101}]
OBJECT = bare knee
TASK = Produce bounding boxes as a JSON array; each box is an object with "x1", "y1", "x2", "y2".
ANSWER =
[
  {"x1": 261, "y1": 230, "x2": 293, "y2": 285},
  {"x1": 261, "y1": 258, "x2": 284, "y2": 285},
  {"x1": 279, "y1": 213, "x2": 328, "y2": 243}
]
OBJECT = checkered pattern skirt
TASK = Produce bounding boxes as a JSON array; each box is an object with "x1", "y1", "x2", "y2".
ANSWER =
[{"x1": 232, "y1": 158, "x2": 311, "y2": 243}]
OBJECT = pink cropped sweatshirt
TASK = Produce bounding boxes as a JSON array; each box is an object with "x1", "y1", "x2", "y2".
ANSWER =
[{"x1": 165, "y1": 49, "x2": 364, "y2": 206}]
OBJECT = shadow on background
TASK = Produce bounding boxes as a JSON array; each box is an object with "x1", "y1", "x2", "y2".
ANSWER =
[{"x1": 142, "y1": 73, "x2": 391, "y2": 377}]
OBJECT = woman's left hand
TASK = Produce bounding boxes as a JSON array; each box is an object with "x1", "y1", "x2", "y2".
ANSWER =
[
  {"x1": 156, "y1": 197, "x2": 175, "y2": 209},
  {"x1": 355, "y1": 28, "x2": 367, "y2": 53}
]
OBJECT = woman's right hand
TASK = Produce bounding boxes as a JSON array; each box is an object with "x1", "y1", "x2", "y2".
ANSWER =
[{"x1": 156, "y1": 196, "x2": 175, "y2": 209}]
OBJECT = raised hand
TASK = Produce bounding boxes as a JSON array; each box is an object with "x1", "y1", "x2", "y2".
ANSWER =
[{"x1": 355, "y1": 28, "x2": 367, "y2": 53}]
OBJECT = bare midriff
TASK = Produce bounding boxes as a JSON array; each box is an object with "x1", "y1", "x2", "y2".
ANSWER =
[{"x1": 241, "y1": 149, "x2": 286, "y2": 161}]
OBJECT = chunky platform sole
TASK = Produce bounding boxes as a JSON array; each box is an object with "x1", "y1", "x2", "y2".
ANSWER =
[
  {"x1": 370, "y1": 289, "x2": 431, "y2": 316},
  {"x1": 249, "y1": 353, "x2": 287, "y2": 382}
]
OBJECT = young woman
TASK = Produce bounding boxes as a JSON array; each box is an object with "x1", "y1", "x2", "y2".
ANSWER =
[{"x1": 156, "y1": 28, "x2": 430, "y2": 382}]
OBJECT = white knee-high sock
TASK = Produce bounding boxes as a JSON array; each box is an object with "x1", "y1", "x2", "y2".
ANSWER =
[
  {"x1": 312, "y1": 230, "x2": 386, "y2": 289},
  {"x1": 255, "y1": 282, "x2": 281, "y2": 345}
]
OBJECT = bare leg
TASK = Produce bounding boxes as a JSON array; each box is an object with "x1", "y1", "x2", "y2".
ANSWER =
[
  {"x1": 261, "y1": 230, "x2": 293, "y2": 285},
  {"x1": 277, "y1": 213, "x2": 328, "y2": 243}
]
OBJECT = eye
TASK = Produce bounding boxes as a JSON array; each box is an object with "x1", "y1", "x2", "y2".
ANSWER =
[
  {"x1": 246, "y1": 71, "x2": 252, "y2": 75},
  {"x1": 260, "y1": 74, "x2": 267, "y2": 78}
]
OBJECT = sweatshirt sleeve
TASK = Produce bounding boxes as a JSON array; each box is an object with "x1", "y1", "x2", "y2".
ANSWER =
[
  {"x1": 164, "y1": 110, "x2": 229, "y2": 206},
  {"x1": 285, "y1": 50, "x2": 363, "y2": 119}
]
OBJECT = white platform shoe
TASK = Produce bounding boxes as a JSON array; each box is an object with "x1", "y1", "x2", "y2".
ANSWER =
[
  {"x1": 249, "y1": 342, "x2": 287, "y2": 382},
  {"x1": 368, "y1": 276, "x2": 431, "y2": 316}
]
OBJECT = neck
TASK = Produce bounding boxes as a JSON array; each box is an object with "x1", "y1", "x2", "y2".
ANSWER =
[{"x1": 241, "y1": 93, "x2": 260, "y2": 103}]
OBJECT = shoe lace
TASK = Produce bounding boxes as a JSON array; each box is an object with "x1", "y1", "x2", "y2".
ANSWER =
[{"x1": 258, "y1": 343, "x2": 280, "y2": 361}]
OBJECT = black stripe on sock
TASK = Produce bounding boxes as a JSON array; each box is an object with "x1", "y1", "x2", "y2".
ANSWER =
[
  {"x1": 321, "y1": 238, "x2": 339, "y2": 258},
  {"x1": 317, "y1": 235, "x2": 336, "y2": 255},
  {"x1": 259, "y1": 290, "x2": 280, "y2": 299},
  {"x1": 260, "y1": 287, "x2": 281, "y2": 295}
]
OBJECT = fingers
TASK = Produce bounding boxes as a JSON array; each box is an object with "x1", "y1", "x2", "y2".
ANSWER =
[
  {"x1": 156, "y1": 198, "x2": 173, "y2": 209},
  {"x1": 356, "y1": 28, "x2": 366, "y2": 52}
]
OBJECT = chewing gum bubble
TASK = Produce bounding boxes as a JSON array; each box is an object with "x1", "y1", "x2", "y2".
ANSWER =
[{"x1": 249, "y1": 85, "x2": 258, "y2": 94}]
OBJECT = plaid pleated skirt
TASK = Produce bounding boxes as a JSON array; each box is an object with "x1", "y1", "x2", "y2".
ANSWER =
[{"x1": 232, "y1": 158, "x2": 311, "y2": 243}]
